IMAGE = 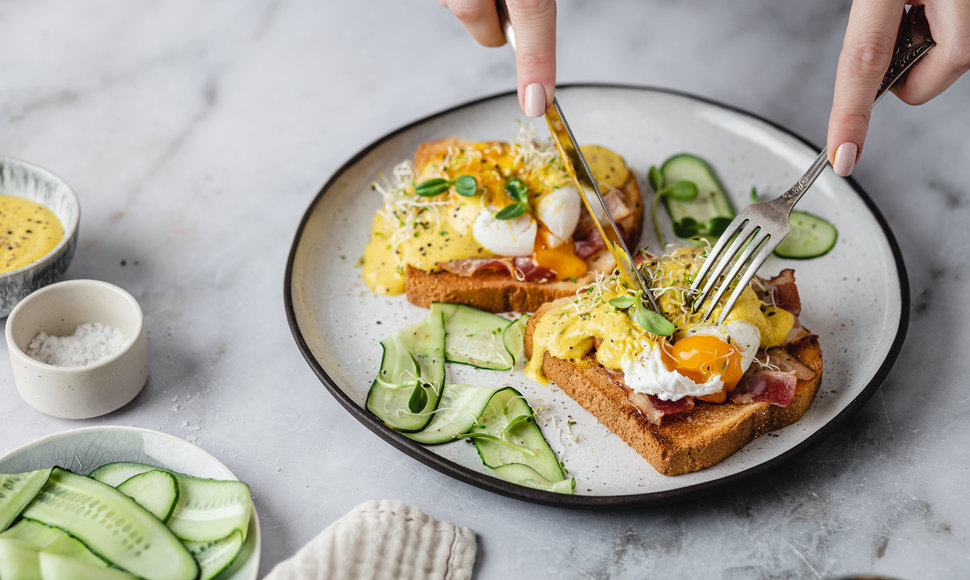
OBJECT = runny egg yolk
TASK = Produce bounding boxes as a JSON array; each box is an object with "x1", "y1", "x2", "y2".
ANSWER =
[
  {"x1": 662, "y1": 335, "x2": 743, "y2": 403},
  {"x1": 531, "y1": 230, "x2": 587, "y2": 280}
]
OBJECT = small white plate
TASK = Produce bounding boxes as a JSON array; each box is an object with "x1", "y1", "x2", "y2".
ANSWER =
[
  {"x1": 0, "y1": 426, "x2": 260, "y2": 578},
  {"x1": 285, "y1": 85, "x2": 908, "y2": 506}
]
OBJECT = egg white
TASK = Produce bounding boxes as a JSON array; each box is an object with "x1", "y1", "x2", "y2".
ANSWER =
[
  {"x1": 622, "y1": 341, "x2": 725, "y2": 400},
  {"x1": 535, "y1": 185, "x2": 581, "y2": 248},
  {"x1": 472, "y1": 209, "x2": 537, "y2": 256}
]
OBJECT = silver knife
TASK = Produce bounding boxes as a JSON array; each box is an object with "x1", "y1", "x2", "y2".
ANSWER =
[{"x1": 494, "y1": 2, "x2": 661, "y2": 314}]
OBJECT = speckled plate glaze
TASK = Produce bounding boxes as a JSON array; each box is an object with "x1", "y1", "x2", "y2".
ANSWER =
[
  {"x1": 0, "y1": 426, "x2": 260, "y2": 578},
  {"x1": 285, "y1": 85, "x2": 908, "y2": 507}
]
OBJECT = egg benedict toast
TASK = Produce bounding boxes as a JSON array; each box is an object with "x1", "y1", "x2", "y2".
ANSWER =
[
  {"x1": 361, "y1": 127, "x2": 643, "y2": 313},
  {"x1": 524, "y1": 247, "x2": 821, "y2": 475}
]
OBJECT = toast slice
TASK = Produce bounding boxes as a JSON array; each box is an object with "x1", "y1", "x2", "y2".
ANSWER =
[
  {"x1": 524, "y1": 301, "x2": 823, "y2": 476},
  {"x1": 403, "y1": 138, "x2": 644, "y2": 313}
]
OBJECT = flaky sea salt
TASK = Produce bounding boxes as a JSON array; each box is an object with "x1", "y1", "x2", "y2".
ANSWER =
[{"x1": 26, "y1": 322, "x2": 128, "y2": 367}]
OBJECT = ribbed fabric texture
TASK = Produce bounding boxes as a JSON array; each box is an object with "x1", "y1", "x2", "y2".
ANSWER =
[{"x1": 265, "y1": 500, "x2": 477, "y2": 580}]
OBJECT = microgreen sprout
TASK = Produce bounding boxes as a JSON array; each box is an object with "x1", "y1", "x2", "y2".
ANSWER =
[{"x1": 414, "y1": 175, "x2": 479, "y2": 197}]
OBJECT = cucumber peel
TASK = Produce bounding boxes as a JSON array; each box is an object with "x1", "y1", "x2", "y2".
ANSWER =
[{"x1": 368, "y1": 305, "x2": 573, "y2": 493}]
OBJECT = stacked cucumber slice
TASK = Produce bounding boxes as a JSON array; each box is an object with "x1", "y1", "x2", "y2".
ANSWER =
[
  {"x1": 652, "y1": 153, "x2": 838, "y2": 259},
  {"x1": 0, "y1": 463, "x2": 252, "y2": 580},
  {"x1": 367, "y1": 303, "x2": 574, "y2": 494}
]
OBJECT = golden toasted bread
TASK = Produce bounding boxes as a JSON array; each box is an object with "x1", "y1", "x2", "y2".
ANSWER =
[
  {"x1": 405, "y1": 138, "x2": 644, "y2": 313},
  {"x1": 524, "y1": 301, "x2": 823, "y2": 476}
]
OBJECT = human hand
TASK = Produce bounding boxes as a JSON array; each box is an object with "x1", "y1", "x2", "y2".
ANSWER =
[
  {"x1": 439, "y1": 0, "x2": 557, "y2": 117},
  {"x1": 827, "y1": 1, "x2": 970, "y2": 176}
]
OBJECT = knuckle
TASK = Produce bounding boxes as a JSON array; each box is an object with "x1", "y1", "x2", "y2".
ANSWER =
[
  {"x1": 516, "y1": 49, "x2": 555, "y2": 70},
  {"x1": 844, "y1": 32, "x2": 895, "y2": 74},
  {"x1": 510, "y1": 0, "x2": 556, "y2": 18}
]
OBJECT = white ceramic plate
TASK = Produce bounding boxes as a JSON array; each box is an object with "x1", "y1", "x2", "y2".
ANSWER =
[
  {"x1": 285, "y1": 85, "x2": 908, "y2": 506},
  {"x1": 0, "y1": 426, "x2": 260, "y2": 578}
]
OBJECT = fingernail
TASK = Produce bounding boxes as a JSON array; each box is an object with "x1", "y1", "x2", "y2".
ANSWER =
[
  {"x1": 524, "y1": 83, "x2": 546, "y2": 117},
  {"x1": 832, "y1": 142, "x2": 858, "y2": 177}
]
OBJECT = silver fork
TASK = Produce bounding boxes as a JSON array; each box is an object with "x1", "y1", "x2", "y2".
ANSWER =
[{"x1": 690, "y1": 6, "x2": 935, "y2": 325}]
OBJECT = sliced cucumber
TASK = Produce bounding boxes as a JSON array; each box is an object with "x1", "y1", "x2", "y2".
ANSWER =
[
  {"x1": 366, "y1": 310, "x2": 446, "y2": 432},
  {"x1": 469, "y1": 388, "x2": 570, "y2": 488},
  {"x1": 39, "y1": 551, "x2": 136, "y2": 580},
  {"x1": 404, "y1": 384, "x2": 506, "y2": 445},
  {"x1": 117, "y1": 469, "x2": 179, "y2": 521},
  {"x1": 433, "y1": 302, "x2": 514, "y2": 370},
  {"x1": 20, "y1": 468, "x2": 198, "y2": 580},
  {"x1": 502, "y1": 314, "x2": 529, "y2": 367},
  {"x1": 92, "y1": 461, "x2": 252, "y2": 542},
  {"x1": 185, "y1": 530, "x2": 244, "y2": 580},
  {"x1": 89, "y1": 462, "x2": 155, "y2": 487},
  {"x1": 0, "y1": 537, "x2": 42, "y2": 580},
  {"x1": 167, "y1": 474, "x2": 252, "y2": 543},
  {"x1": 1, "y1": 519, "x2": 107, "y2": 566},
  {"x1": 660, "y1": 154, "x2": 735, "y2": 241},
  {"x1": 0, "y1": 468, "x2": 53, "y2": 531},
  {"x1": 774, "y1": 210, "x2": 838, "y2": 259},
  {"x1": 491, "y1": 464, "x2": 576, "y2": 494}
]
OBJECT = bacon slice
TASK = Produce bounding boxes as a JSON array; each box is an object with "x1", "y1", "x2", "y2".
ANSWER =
[
  {"x1": 437, "y1": 257, "x2": 556, "y2": 283},
  {"x1": 602, "y1": 190, "x2": 632, "y2": 223},
  {"x1": 765, "y1": 347, "x2": 816, "y2": 380},
  {"x1": 757, "y1": 269, "x2": 802, "y2": 316},
  {"x1": 513, "y1": 257, "x2": 556, "y2": 283},
  {"x1": 730, "y1": 369, "x2": 797, "y2": 407},
  {"x1": 573, "y1": 230, "x2": 606, "y2": 260},
  {"x1": 601, "y1": 364, "x2": 694, "y2": 425}
]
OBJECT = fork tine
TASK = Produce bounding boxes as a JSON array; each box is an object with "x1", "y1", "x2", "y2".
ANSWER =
[
  {"x1": 690, "y1": 217, "x2": 747, "y2": 294},
  {"x1": 692, "y1": 220, "x2": 759, "y2": 313},
  {"x1": 699, "y1": 228, "x2": 771, "y2": 321},
  {"x1": 713, "y1": 235, "x2": 777, "y2": 325}
]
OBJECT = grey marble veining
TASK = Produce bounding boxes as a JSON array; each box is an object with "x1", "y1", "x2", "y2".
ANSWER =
[{"x1": 2, "y1": 0, "x2": 969, "y2": 578}]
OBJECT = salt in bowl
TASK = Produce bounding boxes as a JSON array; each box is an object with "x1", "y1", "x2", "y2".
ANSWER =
[{"x1": 4, "y1": 279, "x2": 148, "y2": 419}]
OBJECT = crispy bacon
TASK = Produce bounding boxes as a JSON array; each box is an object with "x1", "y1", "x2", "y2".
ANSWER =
[
  {"x1": 437, "y1": 257, "x2": 556, "y2": 283},
  {"x1": 601, "y1": 364, "x2": 694, "y2": 426},
  {"x1": 573, "y1": 230, "x2": 606, "y2": 260},
  {"x1": 573, "y1": 190, "x2": 631, "y2": 241},
  {"x1": 757, "y1": 269, "x2": 802, "y2": 316},
  {"x1": 765, "y1": 347, "x2": 815, "y2": 380},
  {"x1": 730, "y1": 369, "x2": 797, "y2": 407}
]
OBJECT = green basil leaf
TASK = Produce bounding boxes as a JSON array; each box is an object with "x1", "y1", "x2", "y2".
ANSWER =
[
  {"x1": 648, "y1": 165, "x2": 663, "y2": 191},
  {"x1": 667, "y1": 180, "x2": 698, "y2": 202},
  {"x1": 608, "y1": 295, "x2": 635, "y2": 309},
  {"x1": 672, "y1": 217, "x2": 700, "y2": 238},
  {"x1": 495, "y1": 203, "x2": 527, "y2": 220},
  {"x1": 454, "y1": 175, "x2": 478, "y2": 197},
  {"x1": 706, "y1": 216, "x2": 733, "y2": 237},
  {"x1": 504, "y1": 177, "x2": 529, "y2": 202},
  {"x1": 408, "y1": 383, "x2": 429, "y2": 413},
  {"x1": 415, "y1": 178, "x2": 452, "y2": 197},
  {"x1": 634, "y1": 307, "x2": 675, "y2": 336}
]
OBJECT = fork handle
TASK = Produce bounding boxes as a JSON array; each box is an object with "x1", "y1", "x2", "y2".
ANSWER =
[{"x1": 780, "y1": 6, "x2": 935, "y2": 209}]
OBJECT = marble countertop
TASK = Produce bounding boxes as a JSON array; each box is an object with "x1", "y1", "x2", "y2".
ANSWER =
[{"x1": 2, "y1": 1, "x2": 968, "y2": 577}]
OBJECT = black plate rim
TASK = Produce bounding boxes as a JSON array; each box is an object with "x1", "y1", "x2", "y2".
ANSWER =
[{"x1": 283, "y1": 83, "x2": 910, "y2": 508}]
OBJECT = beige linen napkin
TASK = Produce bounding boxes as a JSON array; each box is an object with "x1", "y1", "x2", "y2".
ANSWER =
[{"x1": 265, "y1": 500, "x2": 477, "y2": 580}]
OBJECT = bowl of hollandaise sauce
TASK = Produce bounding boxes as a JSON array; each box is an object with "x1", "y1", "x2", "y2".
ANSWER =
[{"x1": 0, "y1": 157, "x2": 80, "y2": 317}]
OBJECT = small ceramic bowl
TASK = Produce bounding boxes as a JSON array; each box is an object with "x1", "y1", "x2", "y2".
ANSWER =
[
  {"x1": 4, "y1": 279, "x2": 148, "y2": 419},
  {"x1": 0, "y1": 156, "x2": 81, "y2": 318}
]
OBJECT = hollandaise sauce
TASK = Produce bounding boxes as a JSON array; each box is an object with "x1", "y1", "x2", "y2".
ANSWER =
[
  {"x1": 0, "y1": 195, "x2": 64, "y2": 273},
  {"x1": 361, "y1": 139, "x2": 573, "y2": 295},
  {"x1": 528, "y1": 248, "x2": 796, "y2": 401}
]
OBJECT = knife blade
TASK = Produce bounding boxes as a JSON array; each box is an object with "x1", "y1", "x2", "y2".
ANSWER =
[
  {"x1": 542, "y1": 102, "x2": 661, "y2": 313},
  {"x1": 493, "y1": 1, "x2": 661, "y2": 313}
]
